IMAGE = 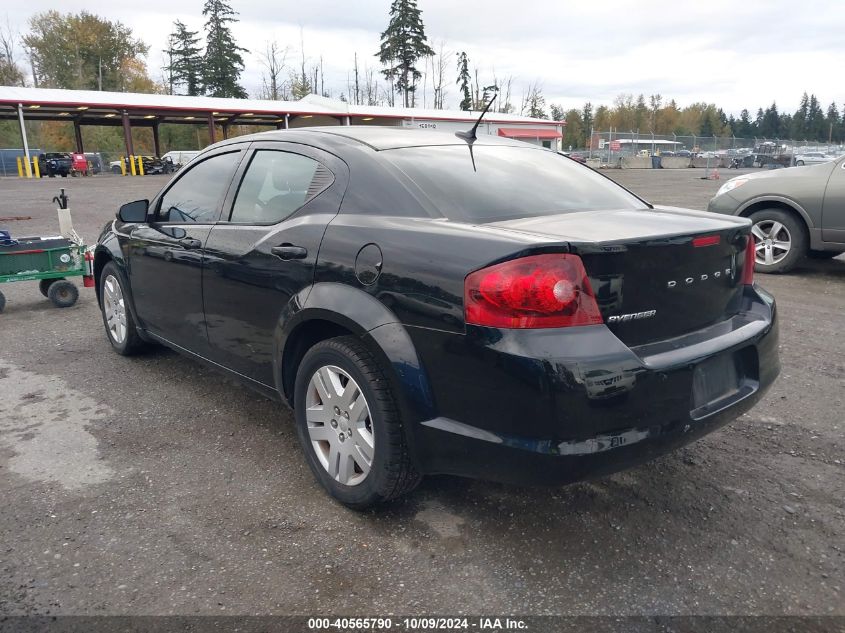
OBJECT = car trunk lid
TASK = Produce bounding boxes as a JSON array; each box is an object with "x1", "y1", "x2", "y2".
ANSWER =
[{"x1": 486, "y1": 208, "x2": 752, "y2": 346}]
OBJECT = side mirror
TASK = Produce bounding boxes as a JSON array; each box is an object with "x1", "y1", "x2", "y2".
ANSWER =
[{"x1": 117, "y1": 199, "x2": 149, "y2": 223}]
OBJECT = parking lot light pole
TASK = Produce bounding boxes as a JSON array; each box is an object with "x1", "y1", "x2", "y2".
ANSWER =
[{"x1": 17, "y1": 103, "x2": 32, "y2": 178}]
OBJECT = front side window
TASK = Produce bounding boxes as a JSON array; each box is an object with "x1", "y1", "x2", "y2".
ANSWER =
[
  {"x1": 157, "y1": 151, "x2": 241, "y2": 223},
  {"x1": 229, "y1": 150, "x2": 327, "y2": 224}
]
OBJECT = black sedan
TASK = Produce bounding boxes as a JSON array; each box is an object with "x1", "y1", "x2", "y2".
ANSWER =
[{"x1": 94, "y1": 127, "x2": 780, "y2": 508}]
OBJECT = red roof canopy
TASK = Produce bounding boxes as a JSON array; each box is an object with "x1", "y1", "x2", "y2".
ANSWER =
[{"x1": 498, "y1": 127, "x2": 562, "y2": 140}]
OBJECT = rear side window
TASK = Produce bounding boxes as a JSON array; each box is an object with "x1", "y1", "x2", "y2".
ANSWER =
[
  {"x1": 229, "y1": 150, "x2": 331, "y2": 224},
  {"x1": 382, "y1": 145, "x2": 643, "y2": 222},
  {"x1": 158, "y1": 151, "x2": 241, "y2": 223}
]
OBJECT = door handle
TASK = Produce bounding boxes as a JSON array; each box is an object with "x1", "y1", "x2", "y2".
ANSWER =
[
  {"x1": 271, "y1": 244, "x2": 308, "y2": 260},
  {"x1": 178, "y1": 238, "x2": 202, "y2": 249}
]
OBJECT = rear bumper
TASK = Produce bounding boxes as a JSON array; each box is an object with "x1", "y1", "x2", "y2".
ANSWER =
[{"x1": 406, "y1": 285, "x2": 779, "y2": 485}]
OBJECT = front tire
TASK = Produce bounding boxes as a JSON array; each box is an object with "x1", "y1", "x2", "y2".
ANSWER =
[
  {"x1": 796, "y1": 160, "x2": 805, "y2": 166},
  {"x1": 99, "y1": 262, "x2": 146, "y2": 355},
  {"x1": 293, "y1": 336, "x2": 421, "y2": 509},
  {"x1": 748, "y1": 209, "x2": 807, "y2": 274}
]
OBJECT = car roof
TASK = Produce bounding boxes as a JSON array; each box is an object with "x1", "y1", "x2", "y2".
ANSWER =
[{"x1": 217, "y1": 126, "x2": 534, "y2": 152}]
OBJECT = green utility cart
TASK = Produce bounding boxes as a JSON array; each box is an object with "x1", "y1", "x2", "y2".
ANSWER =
[{"x1": 0, "y1": 236, "x2": 93, "y2": 312}]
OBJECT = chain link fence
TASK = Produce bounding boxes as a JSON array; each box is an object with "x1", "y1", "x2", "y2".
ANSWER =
[{"x1": 578, "y1": 131, "x2": 845, "y2": 168}]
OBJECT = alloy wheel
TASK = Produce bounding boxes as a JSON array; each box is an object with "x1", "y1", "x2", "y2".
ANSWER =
[
  {"x1": 752, "y1": 220, "x2": 791, "y2": 266},
  {"x1": 305, "y1": 365, "x2": 375, "y2": 486},
  {"x1": 103, "y1": 275, "x2": 127, "y2": 344}
]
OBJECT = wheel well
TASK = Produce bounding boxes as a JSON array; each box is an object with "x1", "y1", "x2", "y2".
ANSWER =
[
  {"x1": 738, "y1": 201, "x2": 809, "y2": 237},
  {"x1": 93, "y1": 250, "x2": 112, "y2": 305},
  {"x1": 281, "y1": 319, "x2": 357, "y2": 405}
]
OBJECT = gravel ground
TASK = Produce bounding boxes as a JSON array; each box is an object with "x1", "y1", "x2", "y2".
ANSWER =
[{"x1": 0, "y1": 169, "x2": 842, "y2": 617}]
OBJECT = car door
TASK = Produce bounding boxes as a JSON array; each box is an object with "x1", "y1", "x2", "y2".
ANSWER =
[
  {"x1": 202, "y1": 142, "x2": 348, "y2": 386},
  {"x1": 822, "y1": 159, "x2": 845, "y2": 243},
  {"x1": 127, "y1": 147, "x2": 245, "y2": 354}
]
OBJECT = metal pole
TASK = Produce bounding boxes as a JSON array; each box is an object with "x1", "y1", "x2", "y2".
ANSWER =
[
  {"x1": 121, "y1": 110, "x2": 134, "y2": 159},
  {"x1": 588, "y1": 126, "x2": 594, "y2": 159},
  {"x1": 284, "y1": 113, "x2": 289, "y2": 129},
  {"x1": 152, "y1": 122, "x2": 161, "y2": 157},
  {"x1": 207, "y1": 113, "x2": 216, "y2": 144},
  {"x1": 17, "y1": 103, "x2": 32, "y2": 178},
  {"x1": 73, "y1": 119, "x2": 84, "y2": 154}
]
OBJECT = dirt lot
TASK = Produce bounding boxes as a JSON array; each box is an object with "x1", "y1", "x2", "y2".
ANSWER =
[{"x1": 0, "y1": 169, "x2": 842, "y2": 617}]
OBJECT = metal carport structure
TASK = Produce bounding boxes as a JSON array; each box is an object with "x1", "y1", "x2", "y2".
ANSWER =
[{"x1": 0, "y1": 87, "x2": 564, "y2": 176}]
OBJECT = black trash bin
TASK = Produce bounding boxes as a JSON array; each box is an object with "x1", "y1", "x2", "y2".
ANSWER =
[{"x1": 651, "y1": 156, "x2": 662, "y2": 169}]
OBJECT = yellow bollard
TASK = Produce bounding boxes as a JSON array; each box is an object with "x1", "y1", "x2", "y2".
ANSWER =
[
  {"x1": 129, "y1": 155, "x2": 136, "y2": 176},
  {"x1": 120, "y1": 157, "x2": 126, "y2": 176},
  {"x1": 137, "y1": 155, "x2": 144, "y2": 176},
  {"x1": 23, "y1": 155, "x2": 32, "y2": 178},
  {"x1": 16, "y1": 156, "x2": 23, "y2": 178},
  {"x1": 32, "y1": 156, "x2": 40, "y2": 179}
]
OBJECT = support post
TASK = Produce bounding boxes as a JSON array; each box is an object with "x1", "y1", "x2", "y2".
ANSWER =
[
  {"x1": 152, "y1": 122, "x2": 161, "y2": 157},
  {"x1": 121, "y1": 110, "x2": 134, "y2": 160},
  {"x1": 17, "y1": 103, "x2": 32, "y2": 178},
  {"x1": 73, "y1": 119, "x2": 84, "y2": 154},
  {"x1": 284, "y1": 113, "x2": 289, "y2": 129},
  {"x1": 222, "y1": 124, "x2": 229, "y2": 140},
  {"x1": 207, "y1": 113, "x2": 216, "y2": 144}
]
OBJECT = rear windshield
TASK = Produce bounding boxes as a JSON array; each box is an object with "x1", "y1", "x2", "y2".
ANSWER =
[{"x1": 382, "y1": 145, "x2": 644, "y2": 222}]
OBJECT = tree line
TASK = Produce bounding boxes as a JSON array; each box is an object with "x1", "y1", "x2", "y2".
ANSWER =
[{"x1": 554, "y1": 93, "x2": 845, "y2": 150}]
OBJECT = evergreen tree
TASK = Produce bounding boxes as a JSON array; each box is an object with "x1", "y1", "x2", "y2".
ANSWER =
[
  {"x1": 791, "y1": 92, "x2": 809, "y2": 139},
  {"x1": 201, "y1": 0, "x2": 247, "y2": 98},
  {"x1": 807, "y1": 94, "x2": 826, "y2": 140},
  {"x1": 582, "y1": 102, "x2": 594, "y2": 133},
  {"x1": 826, "y1": 102, "x2": 841, "y2": 143},
  {"x1": 376, "y1": 0, "x2": 434, "y2": 107},
  {"x1": 456, "y1": 51, "x2": 471, "y2": 111},
  {"x1": 164, "y1": 21, "x2": 203, "y2": 96}
]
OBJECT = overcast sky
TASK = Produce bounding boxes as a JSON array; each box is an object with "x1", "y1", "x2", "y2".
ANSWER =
[{"x1": 5, "y1": 0, "x2": 845, "y2": 116}]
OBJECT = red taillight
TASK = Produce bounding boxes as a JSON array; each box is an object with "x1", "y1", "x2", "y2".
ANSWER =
[
  {"x1": 742, "y1": 235, "x2": 755, "y2": 285},
  {"x1": 693, "y1": 235, "x2": 720, "y2": 248},
  {"x1": 464, "y1": 254, "x2": 603, "y2": 328}
]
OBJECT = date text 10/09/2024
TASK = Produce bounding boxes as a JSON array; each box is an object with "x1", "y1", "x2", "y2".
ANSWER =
[{"x1": 307, "y1": 617, "x2": 529, "y2": 630}]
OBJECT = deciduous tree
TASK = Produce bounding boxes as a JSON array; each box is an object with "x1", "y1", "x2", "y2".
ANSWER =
[{"x1": 23, "y1": 11, "x2": 149, "y2": 91}]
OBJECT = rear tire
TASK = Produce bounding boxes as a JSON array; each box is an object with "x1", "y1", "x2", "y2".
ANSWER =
[
  {"x1": 796, "y1": 160, "x2": 805, "y2": 166},
  {"x1": 39, "y1": 277, "x2": 63, "y2": 297},
  {"x1": 47, "y1": 280, "x2": 78, "y2": 308},
  {"x1": 748, "y1": 208, "x2": 807, "y2": 274},
  {"x1": 293, "y1": 336, "x2": 421, "y2": 509},
  {"x1": 99, "y1": 262, "x2": 146, "y2": 355}
]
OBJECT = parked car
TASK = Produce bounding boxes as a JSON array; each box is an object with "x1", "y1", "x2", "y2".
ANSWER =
[
  {"x1": 708, "y1": 156, "x2": 845, "y2": 272},
  {"x1": 38, "y1": 152, "x2": 72, "y2": 177},
  {"x1": 794, "y1": 152, "x2": 835, "y2": 166},
  {"x1": 564, "y1": 152, "x2": 586, "y2": 163},
  {"x1": 109, "y1": 155, "x2": 178, "y2": 175},
  {"x1": 95, "y1": 127, "x2": 779, "y2": 508},
  {"x1": 161, "y1": 150, "x2": 199, "y2": 169}
]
